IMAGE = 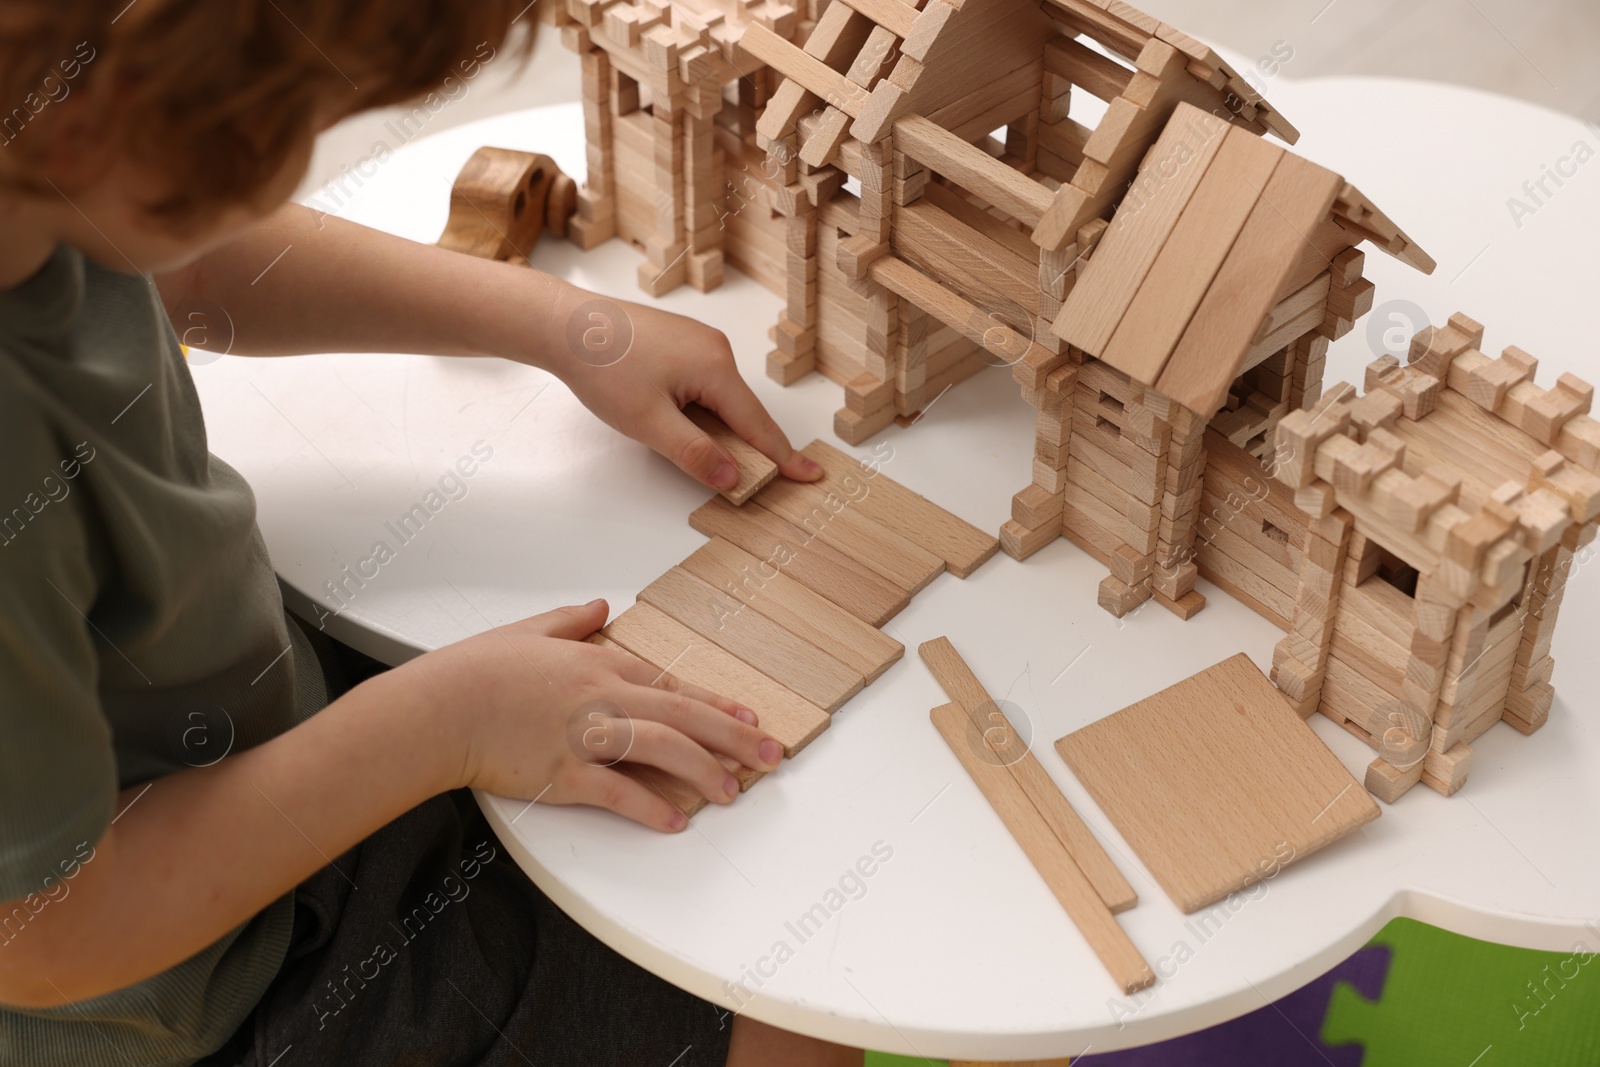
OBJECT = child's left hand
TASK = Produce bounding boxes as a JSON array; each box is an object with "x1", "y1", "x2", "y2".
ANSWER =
[{"x1": 546, "y1": 290, "x2": 824, "y2": 492}]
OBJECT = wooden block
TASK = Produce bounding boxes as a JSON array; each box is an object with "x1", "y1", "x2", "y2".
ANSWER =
[
  {"x1": 1156, "y1": 154, "x2": 1345, "y2": 417},
  {"x1": 1364, "y1": 756, "x2": 1424, "y2": 804},
  {"x1": 637, "y1": 567, "x2": 864, "y2": 712},
  {"x1": 1097, "y1": 126, "x2": 1283, "y2": 385},
  {"x1": 602, "y1": 604, "x2": 830, "y2": 756},
  {"x1": 803, "y1": 440, "x2": 1000, "y2": 577},
  {"x1": 1055, "y1": 104, "x2": 1233, "y2": 360},
  {"x1": 682, "y1": 404, "x2": 780, "y2": 505},
  {"x1": 1097, "y1": 573, "x2": 1151, "y2": 617},
  {"x1": 688, "y1": 496, "x2": 909, "y2": 625},
  {"x1": 931, "y1": 704, "x2": 1154, "y2": 994},
  {"x1": 680, "y1": 537, "x2": 903, "y2": 684},
  {"x1": 1056, "y1": 653, "x2": 1380, "y2": 912},
  {"x1": 1153, "y1": 587, "x2": 1207, "y2": 619},
  {"x1": 751, "y1": 477, "x2": 946, "y2": 593}
]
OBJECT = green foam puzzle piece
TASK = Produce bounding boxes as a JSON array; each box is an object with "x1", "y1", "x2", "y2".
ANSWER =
[
  {"x1": 1322, "y1": 918, "x2": 1600, "y2": 1067},
  {"x1": 864, "y1": 1053, "x2": 945, "y2": 1067}
]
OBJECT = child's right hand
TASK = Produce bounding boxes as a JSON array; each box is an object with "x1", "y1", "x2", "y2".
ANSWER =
[{"x1": 390, "y1": 598, "x2": 783, "y2": 832}]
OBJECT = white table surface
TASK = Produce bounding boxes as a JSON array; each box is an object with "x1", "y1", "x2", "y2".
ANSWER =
[{"x1": 191, "y1": 68, "x2": 1600, "y2": 1059}]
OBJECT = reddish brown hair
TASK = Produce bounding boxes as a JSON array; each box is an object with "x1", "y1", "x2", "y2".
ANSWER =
[{"x1": 0, "y1": 0, "x2": 534, "y2": 225}]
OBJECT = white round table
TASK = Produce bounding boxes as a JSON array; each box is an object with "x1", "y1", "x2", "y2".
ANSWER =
[{"x1": 192, "y1": 69, "x2": 1600, "y2": 1060}]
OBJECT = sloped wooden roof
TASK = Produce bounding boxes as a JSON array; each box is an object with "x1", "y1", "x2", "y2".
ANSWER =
[
  {"x1": 1053, "y1": 101, "x2": 1434, "y2": 417},
  {"x1": 741, "y1": 0, "x2": 1298, "y2": 160}
]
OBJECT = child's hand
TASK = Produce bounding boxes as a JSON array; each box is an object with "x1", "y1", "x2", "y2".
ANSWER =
[
  {"x1": 551, "y1": 293, "x2": 824, "y2": 492},
  {"x1": 399, "y1": 599, "x2": 783, "y2": 831}
]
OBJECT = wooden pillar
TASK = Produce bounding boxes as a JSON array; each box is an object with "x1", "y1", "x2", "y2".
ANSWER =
[
  {"x1": 570, "y1": 47, "x2": 618, "y2": 250},
  {"x1": 1270, "y1": 495, "x2": 1350, "y2": 717},
  {"x1": 1002, "y1": 363, "x2": 1077, "y2": 560},
  {"x1": 1149, "y1": 401, "x2": 1207, "y2": 619},
  {"x1": 682, "y1": 83, "x2": 725, "y2": 291},
  {"x1": 637, "y1": 101, "x2": 689, "y2": 295}
]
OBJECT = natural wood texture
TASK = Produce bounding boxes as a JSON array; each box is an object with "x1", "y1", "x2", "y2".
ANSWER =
[
  {"x1": 688, "y1": 496, "x2": 910, "y2": 626},
  {"x1": 1097, "y1": 126, "x2": 1284, "y2": 385},
  {"x1": 751, "y1": 477, "x2": 947, "y2": 593},
  {"x1": 804, "y1": 440, "x2": 999, "y2": 576},
  {"x1": 1155, "y1": 153, "x2": 1344, "y2": 417},
  {"x1": 932, "y1": 702, "x2": 1155, "y2": 995},
  {"x1": 1053, "y1": 103, "x2": 1231, "y2": 357},
  {"x1": 680, "y1": 537, "x2": 904, "y2": 682},
  {"x1": 894, "y1": 114, "x2": 1054, "y2": 227},
  {"x1": 683, "y1": 404, "x2": 779, "y2": 504},
  {"x1": 869, "y1": 254, "x2": 1051, "y2": 371},
  {"x1": 602, "y1": 603, "x2": 832, "y2": 755},
  {"x1": 637, "y1": 567, "x2": 864, "y2": 711},
  {"x1": 1056, "y1": 653, "x2": 1379, "y2": 913},
  {"x1": 919, "y1": 638, "x2": 1138, "y2": 913},
  {"x1": 558, "y1": 0, "x2": 1431, "y2": 444},
  {"x1": 438, "y1": 147, "x2": 571, "y2": 262}
]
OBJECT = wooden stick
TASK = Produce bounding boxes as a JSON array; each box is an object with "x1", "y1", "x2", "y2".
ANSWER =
[
  {"x1": 931, "y1": 702, "x2": 1155, "y2": 994},
  {"x1": 919, "y1": 638, "x2": 1138, "y2": 913}
]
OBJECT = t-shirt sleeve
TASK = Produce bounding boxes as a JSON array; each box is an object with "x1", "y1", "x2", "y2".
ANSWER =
[{"x1": 0, "y1": 501, "x2": 116, "y2": 904}]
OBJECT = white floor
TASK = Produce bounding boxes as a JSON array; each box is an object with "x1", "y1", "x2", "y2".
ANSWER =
[{"x1": 297, "y1": 1, "x2": 1600, "y2": 201}]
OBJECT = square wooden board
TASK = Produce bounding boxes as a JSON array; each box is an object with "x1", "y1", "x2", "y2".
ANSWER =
[{"x1": 1055, "y1": 653, "x2": 1379, "y2": 913}]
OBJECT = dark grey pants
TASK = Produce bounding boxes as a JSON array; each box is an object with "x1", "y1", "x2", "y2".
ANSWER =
[{"x1": 194, "y1": 789, "x2": 734, "y2": 1067}]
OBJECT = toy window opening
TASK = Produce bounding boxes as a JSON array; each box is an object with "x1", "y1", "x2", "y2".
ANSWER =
[
  {"x1": 1357, "y1": 538, "x2": 1419, "y2": 598},
  {"x1": 1261, "y1": 519, "x2": 1290, "y2": 546}
]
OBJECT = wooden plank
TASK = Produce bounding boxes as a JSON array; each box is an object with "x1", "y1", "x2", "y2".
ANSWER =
[
  {"x1": 637, "y1": 567, "x2": 864, "y2": 711},
  {"x1": 684, "y1": 404, "x2": 780, "y2": 504},
  {"x1": 803, "y1": 440, "x2": 1000, "y2": 576},
  {"x1": 869, "y1": 253, "x2": 1051, "y2": 370},
  {"x1": 1042, "y1": 33, "x2": 1134, "y2": 102},
  {"x1": 1056, "y1": 653, "x2": 1379, "y2": 914},
  {"x1": 680, "y1": 537, "x2": 904, "y2": 683},
  {"x1": 894, "y1": 114, "x2": 1054, "y2": 228},
  {"x1": 740, "y1": 23, "x2": 867, "y2": 118},
  {"x1": 931, "y1": 702, "x2": 1155, "y2": 994},
  {"x1": 1154, "y1": 153, "x2": 1344, "y2": 417},
  {"x1": 1054, "y1": 104, "x2": 1231, "y2": 358},
  {"x1": 834, "y1": 0, "x2": 918, "y2": 38},
  {"x1": 752, "y1": 477, "x2": 946, "y2": 593},
  {"x1": 896, "y1": 199, "x2": 1036, "y2": 297},
  {"x1": 601, "y1": 604, "x2": 831, "y2": 755},
  {"x1": 919, "y1": 638, "x2": 1139, "y2": 913},
  {"x1": 1097, "y1": 126, "x2": 1283, "y2": 386},
  {"x1": 688, "y1": 496, "x2": 910, "y2": 625}
]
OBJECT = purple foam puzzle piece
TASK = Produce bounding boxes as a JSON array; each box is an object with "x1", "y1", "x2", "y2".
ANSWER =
[{"x1": 1079, "y1": 944, "x2": 1392, "y2": 1067}]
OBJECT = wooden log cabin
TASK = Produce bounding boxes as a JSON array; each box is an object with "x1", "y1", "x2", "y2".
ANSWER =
[
  {"x1": 555, "y1": 0, "x2": 1301, "y2": 441},
  {"x1": 551, "y1": 0, "x2": 1600, "y2": 801}
]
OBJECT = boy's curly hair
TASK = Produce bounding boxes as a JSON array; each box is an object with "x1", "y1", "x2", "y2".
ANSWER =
[{"x1": 0, "y1": 0, "x2": 534, "y2": 226}]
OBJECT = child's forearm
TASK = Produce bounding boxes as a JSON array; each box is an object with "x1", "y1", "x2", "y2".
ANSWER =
[
  {"x1": 156, "y1": 204, "x2": 584, "y2": 372},
  {"x1": 0, "y1": 665, "x2": 463, "y2": 1008}
]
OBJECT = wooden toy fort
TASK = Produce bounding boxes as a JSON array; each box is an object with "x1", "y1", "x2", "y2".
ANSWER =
[{"x1": 503, "y1": 0, "x2": 1600, "y2": 802}]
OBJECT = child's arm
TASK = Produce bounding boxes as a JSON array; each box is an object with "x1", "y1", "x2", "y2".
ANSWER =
[
  {"x1": 0, "y1": 600, "x2": 781, "y2": 1008},
  {"x1": 156, "y1": 205, "x2": 823, "y2": 492}
]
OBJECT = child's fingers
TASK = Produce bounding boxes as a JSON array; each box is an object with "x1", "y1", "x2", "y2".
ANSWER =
[
  {"x1": 649, "y1": 670, "x2": 760, "y2": 727},
  {"x1": 604, "y1": 717, "x2": 740, "y2": 805},
  {"x1": 649, "y1": 404, "x2": 743, "y2": 490},
  {"x1": 698, "y1": 379, "x2": 822, "y2": 483},
  {"x1": 624, "y1": 682, "x2": 781, "y2": 773},
  {"x1": 515, "y1": 598, "x2": 610, "y2": 640},
  {"x1": 563, "y1": 764, "x2": 688, "y2": 832}
]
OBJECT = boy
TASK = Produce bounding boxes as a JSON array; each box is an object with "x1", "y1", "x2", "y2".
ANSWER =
[{"x1": 0, "y1": 2, "x2": 861, "y2": 1064}]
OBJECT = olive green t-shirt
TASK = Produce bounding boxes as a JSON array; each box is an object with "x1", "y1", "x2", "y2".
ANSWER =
[{"x1": 0, "y1": 246, "x2": 327, "y2": 1066}]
